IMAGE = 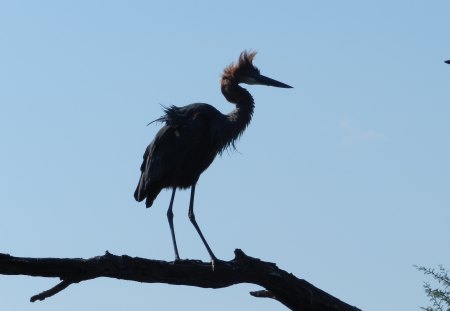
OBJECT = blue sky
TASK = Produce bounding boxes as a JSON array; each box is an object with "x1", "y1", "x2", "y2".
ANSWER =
[{"x1": 1, "y1": 1, "x2": 449, "y2": 310}]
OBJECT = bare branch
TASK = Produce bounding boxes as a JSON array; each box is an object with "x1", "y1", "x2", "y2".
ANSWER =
[
  {"x1": 250, "y1": 289, "x2": 276, "y2": 298},
  {"x1": 30, "y1": 279, "x2": 75, "y2": 302},
  {"x1": 0, "y1": 250, "x2": 360, "y2": 311}
]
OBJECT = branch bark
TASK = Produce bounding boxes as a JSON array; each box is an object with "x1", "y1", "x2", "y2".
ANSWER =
[{"x1": 0, "y1": 249, "x2": 361, "y2": 311}]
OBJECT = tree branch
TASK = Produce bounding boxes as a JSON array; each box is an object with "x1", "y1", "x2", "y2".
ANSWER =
[
  {"x1": 30, "y1": 279, "x2": 75, "y2": 302},
  {"x1": 0, "y1": 250, "x2": 360, "y2": 311}
]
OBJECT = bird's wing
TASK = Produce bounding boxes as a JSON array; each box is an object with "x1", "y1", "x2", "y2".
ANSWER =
[{"x1": 134, "y1": 125, "x2": 177, "y2": 202}]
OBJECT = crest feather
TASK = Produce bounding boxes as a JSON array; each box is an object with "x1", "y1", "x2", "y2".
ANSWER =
[{"x1": 222, "y1": 50, "x2": 258, "y2": 79}]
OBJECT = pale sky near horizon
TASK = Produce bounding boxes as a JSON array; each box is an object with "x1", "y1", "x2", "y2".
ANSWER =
[{"x1": 1, "y1": 1, "x2": 449, "y2": 310}]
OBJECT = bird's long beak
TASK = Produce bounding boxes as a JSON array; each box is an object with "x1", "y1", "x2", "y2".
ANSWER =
[{"x1": 247, "y1": 74, "x2": 293, "y2": 88}]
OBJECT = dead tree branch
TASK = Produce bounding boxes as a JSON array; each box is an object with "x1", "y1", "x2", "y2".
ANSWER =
[{"x1": 0, "y1": 249, "x2": 361, "y2": 311}]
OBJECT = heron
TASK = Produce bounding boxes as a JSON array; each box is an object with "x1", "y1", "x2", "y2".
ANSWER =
[{"x1": 134, "y1": 51, "x2": 292, "y2": 263}]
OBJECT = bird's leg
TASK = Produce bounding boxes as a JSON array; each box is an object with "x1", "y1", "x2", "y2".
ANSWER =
[
  {"x1": 167, "y1": 188, "x2": 180, "y2": 261},
  {"x1": 188, "y1": 184, "x2": 218, "y2": 264}
]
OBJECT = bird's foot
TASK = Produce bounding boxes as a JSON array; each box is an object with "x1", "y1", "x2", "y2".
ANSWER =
[{"x1": 210, "y1": 256, "x2": 219, "y2": 271}]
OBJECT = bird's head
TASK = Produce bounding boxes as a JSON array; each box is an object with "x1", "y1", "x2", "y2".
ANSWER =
[
  {"x1": 222, "y1": 51, "x2": 293, "y2": 89},
  {"x1": 445, "y1": 60, "x2": 450, "y2": 65}
]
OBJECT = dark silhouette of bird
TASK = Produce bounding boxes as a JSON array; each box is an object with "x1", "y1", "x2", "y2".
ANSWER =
[
  {"x1": 134, "y1": 51, "x2": 292, "y2": 263},
  {"x1": 445, "y1": 60, "x2": 450, "y2": 65}
]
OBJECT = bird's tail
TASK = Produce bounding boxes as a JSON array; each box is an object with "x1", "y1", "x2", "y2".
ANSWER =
[{"x1": 134, "y1": 177, "x2": 161, "y2": 208}]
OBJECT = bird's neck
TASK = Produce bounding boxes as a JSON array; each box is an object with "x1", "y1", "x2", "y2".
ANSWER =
[{"x1": 221, "y1": 81, "x2": 255, "y2": 147}]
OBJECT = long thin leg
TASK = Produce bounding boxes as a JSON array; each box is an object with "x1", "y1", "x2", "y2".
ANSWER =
[
  {"x1": 167, "y1": 188, "x2": 180, "y2": 261},
  {"x1": 188, "y1": 184, "x2": 217, "y2": 262}
]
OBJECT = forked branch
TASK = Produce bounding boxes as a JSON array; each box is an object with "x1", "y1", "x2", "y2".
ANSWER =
[{"x1": 0, "y1": 250, "x2": 360, "y2": 311}]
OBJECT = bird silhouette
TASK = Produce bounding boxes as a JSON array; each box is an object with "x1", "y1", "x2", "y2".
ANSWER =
[{"x1": 134, "y1": 51, "x2": 292, "y2": 263}]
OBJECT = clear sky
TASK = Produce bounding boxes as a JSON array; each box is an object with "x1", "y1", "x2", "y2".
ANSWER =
[{"x1": 1, "y1": 1, "x2": 449, "y2": 310}]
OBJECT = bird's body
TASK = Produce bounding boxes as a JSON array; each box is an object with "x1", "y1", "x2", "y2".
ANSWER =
[
  {"x1": 134, "y1": 51, "x2": 292, "y2": 263},
  {"x1": 134, "y1": 102, "x2": 251, "y2": 207}
]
